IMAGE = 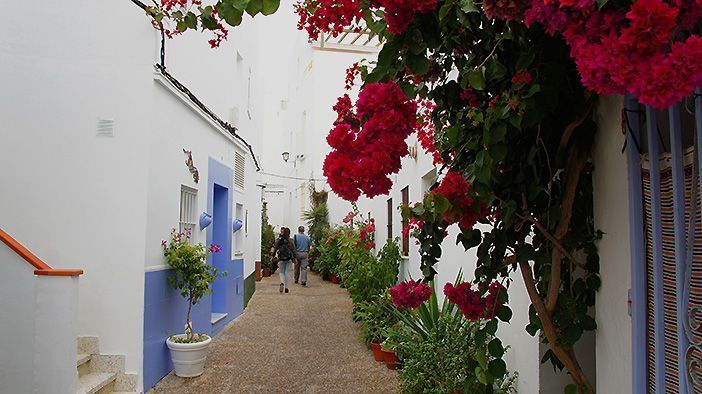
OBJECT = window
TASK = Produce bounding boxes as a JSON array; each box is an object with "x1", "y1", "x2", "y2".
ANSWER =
[
  {"x1": 625, "y1": 95, "x2": 701, "y2": 392},
  {"x1": 234, "y1": 203, "x2": 244, "y2": 255},
  {"x1": 401, "y1": 186, "x2": 409, "y2": 256},
  {"x1": 234, "y1": 152, "x2": 245, "y2": 190},
  {"x1": 387, "y1": 198, "x2": 393, "y2": 240},
  {"x1": 179, "y1": 185, "x2": 198, "y2": 244}
]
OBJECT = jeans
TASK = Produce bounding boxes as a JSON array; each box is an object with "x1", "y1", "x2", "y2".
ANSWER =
[
  {"x1": 279, "y1": 260, "x2": 292, "y2": 288},
  {"x1": 294, "y1": 252, "x2": 309, "y2": 283}
]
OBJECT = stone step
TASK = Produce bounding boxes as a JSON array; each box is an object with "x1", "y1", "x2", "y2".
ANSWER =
[
  {"x1": 77, "y1": 372, "x2": 116, "y2": 394},
  {"x1": 77, "y1": 353, "x2": 91, "y2": 367},
  {"x1": 77, "y1": 336, "x2": 100, "y2": 355}
]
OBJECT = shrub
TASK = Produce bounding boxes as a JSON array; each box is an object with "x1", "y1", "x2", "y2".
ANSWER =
[
  {"x1": 387, "y1": 314, "x2": 516, "y2": 394},
  {"x1": 353, "y1": 295, "x2": 401, "y2": 345},
  {"x1": 345, "y1": 238, "x2": 401, "y2": 305},
  {"x1": 162, "y1": 230, "x2": 223, "y2": 342}
]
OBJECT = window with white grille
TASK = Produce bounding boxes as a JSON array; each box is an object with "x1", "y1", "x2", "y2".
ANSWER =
[
  {"x1": 179, "y1": 185, "x2": 198, "y2": 244},
  {"x1": 234, "y1": 152, "x2": 245, "y2": 190}
]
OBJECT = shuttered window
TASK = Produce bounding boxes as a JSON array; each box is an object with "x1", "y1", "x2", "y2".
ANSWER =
[
  {"x1": 235, "y1": 152, "x2": 245, "y2": 190},
  {"x1": 387, "y1": 198, "x2": 393, "y2": 240},
  {"x1": 401, "y1": 186, "x2": 409, "y2": 256}
]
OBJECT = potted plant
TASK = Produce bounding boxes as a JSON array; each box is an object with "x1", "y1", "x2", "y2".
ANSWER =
[
  {"x1": 162, "y1": 230, "x2": 223, "y2": 378},
  {"x1": 353, "y1": 295, "x2": 401, "y2": 363}
]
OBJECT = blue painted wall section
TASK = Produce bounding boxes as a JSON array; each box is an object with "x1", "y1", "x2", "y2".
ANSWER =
[
  {"x1": 143, "y1": 268, "x2": 211, "y2": 391},
  {"x1": 142, "y1": 157, "x2": 247, "y2": 391}
]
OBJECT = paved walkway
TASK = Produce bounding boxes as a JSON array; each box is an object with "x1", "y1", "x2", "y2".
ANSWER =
[{"x1": 150, "y1": 272, "x2": 400, "y2": 393}]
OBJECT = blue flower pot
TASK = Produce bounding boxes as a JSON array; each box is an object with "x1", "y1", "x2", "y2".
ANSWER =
[
  {"x1": 233, "y1": 219, "x2": 243, "y2": 233},
  {"x1": 199, "y1": 212, "x2": 213, "y2": 230}
]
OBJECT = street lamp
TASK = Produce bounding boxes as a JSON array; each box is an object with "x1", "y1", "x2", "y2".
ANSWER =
[{"x1": 282, "y1": 151, "x2": 290, "y2": 162}]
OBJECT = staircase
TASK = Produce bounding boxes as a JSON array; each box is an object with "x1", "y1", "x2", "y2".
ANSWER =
[{"x1": 77, "y1": 336, "x2": 138, "y2": 394}]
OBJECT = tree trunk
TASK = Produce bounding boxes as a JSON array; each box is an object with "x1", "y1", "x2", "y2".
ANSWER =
[{"x1": 186, "y1": 291, "x2": 194, "y2": 342}]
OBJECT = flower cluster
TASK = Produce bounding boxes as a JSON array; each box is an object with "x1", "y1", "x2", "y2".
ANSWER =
[
  {"x1": 345, "y1": 62, "x2": 361, "y2": 90},
  {"x1": 460, "y1": 88, "x2": 481, "y2": 108},
  {"x1": 416, "y1": 99, "x2": 443, "y2": 165},
  {"x1": 294, "y1": 0, "x2": 364, "y2": 41},
  {"x1": 511, "y1": 70, "x2": 532, "y2": 86},
  {"x1": 519, "y1": 0, "x2": 702, "y2": 108},
  {"x1": 431, "y1": 171, "x2": 484, "y2": 230},
  {"x1": 294, "y1": 0, "x2": 438, "y2": 38},
  {"x1": 376, "y1": 0, "x2": 440, "y2": 34},
  {"x1": 444, "y1": 281, "x2": 507, "y2": 321},
  {"x1": 389, "y1": 280, "x2": 433, "y2": 309},
  {"x1": 323, "y1": 82, "x2": 417, "y2": 201},
  {"x1": 482, "y1": 0, "x2": 529, "y2": 21}
]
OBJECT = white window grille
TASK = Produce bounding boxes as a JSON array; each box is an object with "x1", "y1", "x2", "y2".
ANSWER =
[
  {"x1": 179, "y1": 185, "x2": 198, "y2": 244},
  {"x1": 235, "y1": 152, "x2": 246, "y2": 190}
]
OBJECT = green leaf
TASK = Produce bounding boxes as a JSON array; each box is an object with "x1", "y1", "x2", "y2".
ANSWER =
[
  {"x1": 219, "y1": 4, "x2": 244, "y2": 26},
  {"x1": 495, "y1": 305, "x2": 512, "y2": 322},
  {"x1": 468, "y1": 68, "x2": 486, "y2": 90},
  {"x1": 227, "y1": 0, "x2": 251, "y2": 11},
  {"x1": 408, "y1": 53, "x2": 430, "y2": 75},
  {"x1": 488, "y1": 338, "x2": 504, "y2": 357},
  {"x1": 245, "y1": 0, "x2": 263, "y2": 16},
  {"x1": 459, "y1": 0, "x2": 479, "y2": 13},
  {"x1": 596, "y1": 0, "x2": 610, "y2": 8},
  {"x1": 261, "y1": 0, "x2": 280, "y2": 15},
  {"x1": 438, "y1": 3, "x2": 453, "y2": 20},
  {"x1": 488, "y1": 359, "x2": 507, "y2": 378}
]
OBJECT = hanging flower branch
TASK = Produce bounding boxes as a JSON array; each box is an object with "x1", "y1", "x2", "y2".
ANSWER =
[{"x1": 145, "y1": 0, "x2": 280, "y2": 48}]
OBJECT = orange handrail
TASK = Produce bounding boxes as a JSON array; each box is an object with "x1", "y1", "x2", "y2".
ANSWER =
[{"x1": 0, "y1": 227, "x2": 83, "y2": 277}]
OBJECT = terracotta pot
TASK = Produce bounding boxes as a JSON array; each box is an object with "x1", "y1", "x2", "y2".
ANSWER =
[
  {"x1": 379, "y1": 349, "x2": 401, "y2": 369},
  {"x1": 369, "y1": 341, "x2": 384, "y2": 362},
  {"x1": 255, "y1": 261, "x2": 262, "y2": 281},
  {"x1": 331, "y1": 274, "x2": 340, "y2": 284},
  {"x1": 262, "y1": 268, "x2": 271, "y2": 277}
]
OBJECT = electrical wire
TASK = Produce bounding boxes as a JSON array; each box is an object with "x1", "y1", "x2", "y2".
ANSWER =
[{"x1": 259, "y1": 171, "x2": 326, "y2": 182}]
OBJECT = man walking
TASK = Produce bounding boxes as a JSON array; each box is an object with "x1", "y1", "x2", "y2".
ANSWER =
[{"x1": 293, "y1": 226, "x2": 312, "y2": 286}]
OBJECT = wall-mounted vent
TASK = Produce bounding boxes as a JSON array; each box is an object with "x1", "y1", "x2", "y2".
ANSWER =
[
  {"x1": 234, "y1": 152, "x2": 246, "y2": 189},
  {"x1": 96, "y1": 118, "x2": 115, "y2": 137}
]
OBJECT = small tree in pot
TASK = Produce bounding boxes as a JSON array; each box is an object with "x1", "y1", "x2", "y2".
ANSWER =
[{"x1": 162, "y1": 230, "x2": 223, "y2": 378}]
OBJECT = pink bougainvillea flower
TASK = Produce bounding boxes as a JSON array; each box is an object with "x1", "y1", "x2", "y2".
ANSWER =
[
  {"x1": 444, "y1": 281, "x2": 507, "y2": 320},
  {"x1": 389, "y1": 280, "x2": 433, "y2": 309}
]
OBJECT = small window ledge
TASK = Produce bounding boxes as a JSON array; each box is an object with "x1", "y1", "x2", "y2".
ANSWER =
[{"x1": 210, "y1": 313, "x2": 228, "y2": 325}]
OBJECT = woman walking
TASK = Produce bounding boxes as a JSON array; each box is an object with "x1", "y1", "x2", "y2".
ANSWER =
[{"x1": 272, "y1": 227, "x2": 298, "y2": 293}]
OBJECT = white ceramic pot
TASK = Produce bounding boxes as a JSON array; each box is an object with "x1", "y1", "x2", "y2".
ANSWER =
[{"x1": 166, "y1": 334, "x2": 212, "y2": 378}]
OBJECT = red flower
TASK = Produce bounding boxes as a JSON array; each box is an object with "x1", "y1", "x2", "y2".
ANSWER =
[
  {"x1": 376, "y1": 0, "x2": 439, "y2": 34},
  {"x1": 294, "y1": 0, "x2": 364, "y2": 41},
  {"x1": 444, "y1": 281, "x2": 506, "y2": 321},
  {"x1": 511, "y1": 70, "x2": 533, "y2": 85},
  {"x1": 431, "y1": 171, "x2": 485, "y2": 231},
  {"x1": 324, "y1": 83, "x2": 417, "y2": 201},
  {"x1": 389, "y1": 280, "x2": 433, "y2": 309}
]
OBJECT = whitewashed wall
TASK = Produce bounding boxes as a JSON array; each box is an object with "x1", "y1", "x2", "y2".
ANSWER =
[
  {"x1": 0, "y1": 244, "x2": 79, "y2": 394},
  {"x1": 592, "y1": 95, "x2": 632, "y2": 393},
  {"x1": 0, "y1": 0, "x2": 153, "y2": 382},
  {"x1": 1, "y1": 2, "x2": 267, "y2": 389}
]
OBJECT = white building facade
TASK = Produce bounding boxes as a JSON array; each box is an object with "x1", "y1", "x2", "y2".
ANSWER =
[{"x1": 0, "y1": 1, "x2": 270, "y2": 392}]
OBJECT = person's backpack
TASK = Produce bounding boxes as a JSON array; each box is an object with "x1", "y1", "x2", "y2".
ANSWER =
[{"x1": 277, "y1": 237, "x2": 292, "y2": 261}]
